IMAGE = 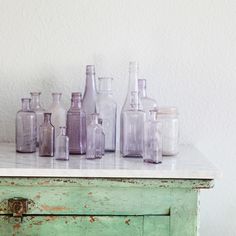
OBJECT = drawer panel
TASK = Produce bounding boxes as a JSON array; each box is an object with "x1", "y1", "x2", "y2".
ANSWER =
[
  {"x1": 0, "y1": 185, "x2": 173, "y2": 215},
  {"x1": 0, "y1": 216, "x2": 144, "y2": 236}
]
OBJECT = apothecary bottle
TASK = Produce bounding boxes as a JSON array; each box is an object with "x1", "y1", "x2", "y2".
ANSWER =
[
  {"x1": 96, "y1": 77, "x2": 117, "y2": 152},
  {"x1": 30, "y1": 92, "x2": 45, "y2": 146},
  {"x1": 16, "y1": 98, "x2": 36, "y2": 153},
  {"x1": 39, "y1": 113, "x2": 55, "y2": 157},
  {"x1": 144, "y1": 110, "x2": 162, "y2": 164},
  {"x1": 120, "y1": 62, "x2": 145, "y2": 157},
  {"x1": 86, "y1": 113, "x2": 103, "y2": 159},
  {"x1": 66, "y1": 92, "x2": 86, "y2": 154},
  {"x1": 157, "y1": 107, "x2": 179, "y2": 156},
  {"x1": 82, "y1": 65, "x2": 97, "y2": 125},
  {"x1": 55, "y1": 127, "x2": 69, "y2": 161},
  {"x1": 48, "y1": 93, "x2": 66, "y2": 137},
  {"x1": 138, "y1": 79, "x2": 158, "y2": 119}
]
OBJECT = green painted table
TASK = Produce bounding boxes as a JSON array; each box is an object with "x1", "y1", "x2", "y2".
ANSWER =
[{"x1": 0, "y1": 144, "x2": 219, "y2": 236}]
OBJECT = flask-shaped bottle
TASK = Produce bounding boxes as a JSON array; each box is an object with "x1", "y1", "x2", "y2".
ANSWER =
[
  {"x1": 55, "y1": 127, "x2": 69, "y2": 161},
  {"x1": 16, "y1": 98, "x2": 37, "y2": 153},
  {"x1": 39, "y1": 113, "x2": 55, "y2": 157},
  {"x1": 30, "y1": 92, "x2": 45, "y2": 146},
  {"x1": 86, "y1": 113, "x2": 103, "y2": 159},
  {"x1": 66, "y1": 92, "x2": 86, "y2": 154},
  {"x1": 120, "y1": 62, "x2": 145, "y2": 157},
  {"x1": 96, "y1": 77, "x2": 117, "y2": 152},
  {"x1": 82, "y1": 65, "x2": 97, "y2": 125},
  {"x1": 144, "y1": 109, "x2": 162, "y2": 163},
  {"x1": 48, "y1": 93, "x2": 66, "y2": 137}
]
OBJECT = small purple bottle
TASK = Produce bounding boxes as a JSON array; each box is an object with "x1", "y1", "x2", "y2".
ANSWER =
[
  {"x1": 39, "y1": 113, "x2": 55, "y2": 157},
  {"x1": 66, "y1": 92, "x2": 86, "y2": 154},
  {"x1": 16, "y1": 98, "x2": 37, "y2": 153}
]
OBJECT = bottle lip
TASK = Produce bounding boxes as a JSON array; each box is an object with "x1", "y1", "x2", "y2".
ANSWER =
[
  {"x1": 30, "y1": 92, "x2": 41, "y2": 96},
  {"x1": 71, "y1": 92, "x2": 82, "y2": 97},
  {"x1": 86, "y1": 65, "x2": 95, "y2": 74},
  {"x1": 52, "y1": 92, "x2": 62, "y2": 96},
  {"x1": 157, "y1": 107, "x2": 178, "y2": 115},
  {"x1": 44, "y1": 112, "x2": 52, "y2": 116},
  {"x1": 138, "y1": 79, "x2": 146, "y2": 87},
  {"x1": 21, "y1": 98, "x2": 31, "y2": 102}
]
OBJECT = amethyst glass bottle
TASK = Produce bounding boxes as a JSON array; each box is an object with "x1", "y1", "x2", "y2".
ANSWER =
[
  {"x1": 39, "y1": 113, "x2": 55, "y2": 157},
  {"x1": 16, "y1": 98, "x2": 37, "y2": 153},
  {"x1": 86, "y1": 113, "x2": 103, "y2": 159},
  {"x1": 82, "y1": 65, "x2": 97, "y2": 125},
  {"x1": 30, "y1": 92, "x2": 45, "y2": 147},
  {"x1": 66, "y1": 92, "x2": 86, "y2": 154}
]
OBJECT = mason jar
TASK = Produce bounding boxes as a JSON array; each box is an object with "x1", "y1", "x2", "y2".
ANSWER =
[{"x1": 157, "y1": 107, "x2": 179, "y2": 156}]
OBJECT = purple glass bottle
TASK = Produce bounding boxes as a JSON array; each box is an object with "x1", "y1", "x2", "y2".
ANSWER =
[
  {"x1": 82, "y1": 65, "x2": 97, "y2": 125},
  {"x1": 66, "y1": 92, "x2": 86, "y2": 154},
  {"x1": 16, "y1": 98, "x2": 37, "y2": 153},
  {"x1": 39, "y1": 113, "x2": 55, "y2": 157}
]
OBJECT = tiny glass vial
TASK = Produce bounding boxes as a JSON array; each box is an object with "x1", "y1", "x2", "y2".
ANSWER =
[
  {"x1": 39, "y1": 113, "x2": 55, "y2": 157},
  {"x1": 55, "y1": 127, "x2": 69, "y2": 161},
  {"x1": 86, "y1": 113, "x2": 103, "y2": 159},
  {"x1": 16, "y1": 98, "x2": 37, "y2": 153},
  {"x1": 157, "y1": 107, "x2": 179, "y2": 156},
  {"x1": 98, "y1": 118, "x2": 105, "y2": 156},
  {"x1": 144, "y1": 110, "x2": 162, "y2": 164}
]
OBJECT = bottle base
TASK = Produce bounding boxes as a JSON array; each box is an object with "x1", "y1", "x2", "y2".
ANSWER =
[
  {"x1": 143, "y1": 159, "x2": 162, "y2": 164},
  {"x1": 16, "y1": 150, "x2": 36, "y2": 153}
]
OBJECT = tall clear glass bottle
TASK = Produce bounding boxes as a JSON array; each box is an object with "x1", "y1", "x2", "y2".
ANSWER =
[
  {"x1": 55, "y1": 127, "x2": 69, "y2": 161},
  {"x1": 39, "y1": 113, "x2": 55, "y2": 157},
  {"x1": 96, "y1": 77, "x2": 117, "y2": 152},
  {"x1": 82, "y1": 65, "x2": 97, "y2": 125},
  {"x1": 122, "y1": 91, "x2": 145, "y2": 157},
  {"x1": 16, "y1": 98, "x2": 37, "y2": 153},
  {"x1": 144, "y1": 110, "x2": 162, "y2": 164},
  {"x1": 66, "y1": 92, "x2": 86, "y2": 154},
  {"x1": 30, "y1": 92, "x2": 45, "y2": 146},
  {"x1": 120, "y1": 62, "x2": 145, "y2": 157},
  {"x1": 138, "y1": 79, "x2": 157, "y2": 120},
  {"x1": 48, "y1": 93, "x2": 66, "y2": 137},
  {"x1": 86, "y1": 113, "x2": 103, "y2": 159}
]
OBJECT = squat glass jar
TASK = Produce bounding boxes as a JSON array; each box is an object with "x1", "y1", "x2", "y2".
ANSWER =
[{"x1": 157, "y1": 107, "x2": 179, "y2": 156}]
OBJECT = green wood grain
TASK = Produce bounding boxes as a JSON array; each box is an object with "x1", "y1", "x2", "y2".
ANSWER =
[
  {"x1": 143, "y1": 216, "x2": 169, "y2": 236},
  {"x1": 0, "y1": 216, "x2": 144, "y2": 236}
]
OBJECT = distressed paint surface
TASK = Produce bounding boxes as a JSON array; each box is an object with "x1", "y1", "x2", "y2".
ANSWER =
[
  {"x1": 0, "y1": 216, "x2": 145, "y2": 236},
  {"x1": 0, "y1": 177, "x2": 211, "y2": 235}
]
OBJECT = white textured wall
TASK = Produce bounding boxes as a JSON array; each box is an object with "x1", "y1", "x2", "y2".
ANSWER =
[{"x1": 0, "y1": 0, "x2": 235, "y2": 234}]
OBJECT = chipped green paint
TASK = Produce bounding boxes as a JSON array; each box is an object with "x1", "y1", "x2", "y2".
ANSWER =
[{"x1": 0, "y1": 177, "x2": 212, "y2": 235}]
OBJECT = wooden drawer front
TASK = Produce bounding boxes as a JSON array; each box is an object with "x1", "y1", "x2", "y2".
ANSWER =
[
  {"x1": 0, "y1": 186, "x2": 173, "y2": 216},
  {"x1": 0, "y1": 215, "x2": 169, "y2": 236}
]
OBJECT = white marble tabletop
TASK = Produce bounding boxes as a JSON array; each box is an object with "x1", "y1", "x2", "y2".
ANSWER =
[{"x1": 0, "y1": 143, "x2": 220, "y2": 179}]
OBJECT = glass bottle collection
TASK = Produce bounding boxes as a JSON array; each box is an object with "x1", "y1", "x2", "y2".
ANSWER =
[{"x1": 15, "y1": 62, "x2": 179, "y2": 163}]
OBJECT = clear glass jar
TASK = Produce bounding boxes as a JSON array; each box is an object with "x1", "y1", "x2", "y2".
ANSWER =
[
  {"x1": 157, "y1": 107, "x2": 179, "y2": 156},
  {"x1": 96, "y1": 77, "x2": 117, "y2": 152},
  {"x1": 16, "y1": 98, "x2": 37, "y2": 153},
  {"x1": 144, "y1": 110, "x2": 162, "y2": 164}
]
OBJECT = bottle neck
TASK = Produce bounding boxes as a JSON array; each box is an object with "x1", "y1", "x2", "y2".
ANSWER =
[
  {"x1": 21, "y1": 99, "x2": 31, "y2": 111},
  {"x1": 84, "y1": 65, "x2": 97, "y2": 95},
  {"x1": 52, "y1": 93, "x2": 61, "y2": 104},
  {"x1": 44, "y1": 113, "x2": 52, "y2": 124},
  {"x1": 71, "y1": 96, "x2": 82, "y2": 109},
  {"x1": 30, "y1": 93, "x2": 42, "y2": 108},
  {"x1": 128, "y1": 62, "x2": 139, "y2": 95},
  {"x1": 59, "y1": 127, "x2": 66, "y2": 136},
  {"x1": 149, "y1": 110, "x2": 158, "y2": 121},
  {"x1": 138, "y1": 87, "x2": 147, "y2": 97},
  {"x1": 98, "y1": 77, "x2": 113, "y2": 95},
  {"x1": 90, "y1": 114, "x2": 99, "y2": 124}
]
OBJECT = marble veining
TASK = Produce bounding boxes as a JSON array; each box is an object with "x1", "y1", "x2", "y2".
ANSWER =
[{"x1": 0, "y1": 143, "x2": 220, "y2": 179}]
